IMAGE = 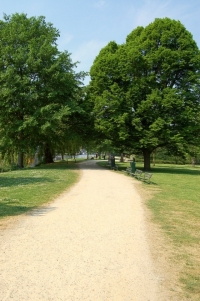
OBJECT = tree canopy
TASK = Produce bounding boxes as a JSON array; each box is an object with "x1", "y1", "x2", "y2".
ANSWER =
[
  {"x1": 88, "y1": 18, "x2": 200, "y2": 170},
  {"x1": 0, "y1": 13, "x2": 85, "y2": 166}
]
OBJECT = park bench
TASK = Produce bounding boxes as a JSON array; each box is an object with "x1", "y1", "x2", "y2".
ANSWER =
[
  {"x1": 142, "y1": 172, "x2": 153, "y2": 183},
  {"x1": 125, "y1": 168, "x2": 142, "y2": 177},
  {"x1": 107, "y1": 160, "x2": 118, "y2": 170},
  {"x1": 125, "y1": 167, "x2": 131, "y2": 175},
  {"x1": 111, "y1": 165, "x2": 118, "y2": 170},
  {"x1": 132, "y1": 169, "x2": 153, "y2": 183},
  {"x1": 124, "y1": 167, "x2": 153, "y2": 183},
  {"x1": 131, "y1": 169, "x2": 143, "y2": 179}
]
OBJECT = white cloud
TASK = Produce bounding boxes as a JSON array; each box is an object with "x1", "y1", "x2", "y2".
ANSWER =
[
  {"x1": 57, "y1": 33, "x2": 73, "y2": 51},
  {"x1": 71, "y1": 39, "x2": 107, "y2": 72},
  {"x1": 71, "y1": 39, "x2": 107, "y2": 85},
  {"x1": 93, "y1": 1, "x2": 106, "y2": 9},
  {"x1": 132, "y1": 0, "x2": 174, "y2": 27},
  {"x1": 128, "y1": 0, "x2": 197, "y2": 29}
]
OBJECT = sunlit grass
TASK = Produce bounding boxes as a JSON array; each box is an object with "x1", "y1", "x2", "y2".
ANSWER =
[
  {"x1": 98, "y1": 160, "x2": 200, "y2": 299},
  {"x1": 146, "y1": 164, "x2": 200, "y2": 299},
  {"x1": 0, "y1": 161, "x2": 80, "y2": 219}
]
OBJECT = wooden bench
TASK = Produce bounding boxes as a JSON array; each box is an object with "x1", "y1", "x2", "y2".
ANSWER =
[
  {"x1": 132, "y1": 169, "x2": 153, "y2": 183},
  {"x1": 124, "y1": 167, "x2": 131, "y2": 175},
  {"x1": 111, "y1": 165, "x2": 118, "y2": 171},
  {"x1": 131, "y1": 169, "x2": 143, "y2": 179},
  {"x1": 142, "y1": 172, "x2": 153, "y2": 183},
  {"x1": 125, "y1": 168, "x2": 143, "y2": 178},
  {"x1": 124, "y1": 168, "x2": 153, "y2": 183}
]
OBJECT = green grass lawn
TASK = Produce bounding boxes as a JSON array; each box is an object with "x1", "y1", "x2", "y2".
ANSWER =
[
  {"x1": 0, "y1": 160, "x2": 80, "y2": 219},
  {"x1": 98, "y1": 160, "x2": 200, "y2": 300},
  {"x1": 147, "y1": 164, "x2": 200, "y2": 300}
]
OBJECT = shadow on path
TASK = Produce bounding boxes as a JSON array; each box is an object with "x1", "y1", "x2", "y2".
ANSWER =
[
  {"x1": 77, "y1": 160, "x2": 107, "y2": 170},
  {"x1": 27, "y1": 206, "x2": 57, "y2": 216}
]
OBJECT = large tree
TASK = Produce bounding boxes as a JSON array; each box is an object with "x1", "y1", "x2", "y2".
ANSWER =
[
  {"x1": 88, "y1": 41, "x2": 132, "y2": 160},
  {"x1": 0, "y1": 13, "x2": 84, "y2": 166},
  {"x1": 88, "y1": 18, "x2": 200, "y2": 170}
]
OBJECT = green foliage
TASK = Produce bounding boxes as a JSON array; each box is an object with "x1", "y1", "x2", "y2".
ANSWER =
[
  {"x1": 0, "y1": 13, "x2": 86, "y2": 165},
  {"x1": 88, "y1": 17, "x2": 200, "y2": 170}
]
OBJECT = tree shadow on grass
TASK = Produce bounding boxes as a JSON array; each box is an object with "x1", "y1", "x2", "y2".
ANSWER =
[
  {"x1": 0, "y1": 202, "x2": 35, "y2": 218},
  {"x1": 0, "y1": 176, "x2": 54, "y2": 188},
  {"x1": 0, "y1": 201, "x2": 57, "y2": 219},
  {"x1": 151, "y1": 166, "x2": 200, "y2": 176},
  {"x1": 35, "y1": 161, "x2": 80, "y2": 171},
  {"x1": 114, "y1": 162, "x2": 200, "y2": 176}
]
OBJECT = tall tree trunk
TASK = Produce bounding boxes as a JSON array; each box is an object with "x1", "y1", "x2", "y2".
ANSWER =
[
  {"x1": 152, "y1": 150, "x2": 156, "y2": 166},
  {"x1": 17, "y1": 152, "x2": 24, "y2": 168},
  {"x1": 44, "y1": 143, "x2": 54, "y2": 163},
  {"x1": 143, "y1": 148, "x2": 151, "y2": 171}
]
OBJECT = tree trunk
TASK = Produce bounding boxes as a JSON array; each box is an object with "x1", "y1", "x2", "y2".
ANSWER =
[
  {"x1": 120, "y1": 152, "x2": 124, "y2": 162},
  {"x1": 152, "y1": 151, "x2": 156, "y2": 166},
  {"x1": 143, "y1": 149, "x2": 151, "y2": 171},
  {"x1": 17, "y1": 152, "x2": 24, "y2": 168},
  {"x1": 44, "y1": 143, "x2": 54, "y2": 163}
]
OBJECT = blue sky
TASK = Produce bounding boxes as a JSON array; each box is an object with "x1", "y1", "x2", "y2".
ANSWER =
[{"x1": 0, "y1": 0, "x2": 199, "y2": 83}]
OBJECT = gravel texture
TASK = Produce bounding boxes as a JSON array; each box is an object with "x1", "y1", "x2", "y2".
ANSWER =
[{"x1": 0, "y1": 160, "x2": 168, "y2": 301}]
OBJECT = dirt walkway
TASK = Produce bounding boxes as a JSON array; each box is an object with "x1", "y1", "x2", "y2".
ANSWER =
[{"x1": 0, "y1": 160, "x2": 169, "y2": 301}]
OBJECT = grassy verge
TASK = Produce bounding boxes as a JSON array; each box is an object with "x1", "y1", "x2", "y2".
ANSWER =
[
  {"x1": 98, "y1": 161, "x2": 200, "y2": 300},
  {"x1": 0, "y1": 160, "x2": 80, "y2": 220},
  {"x1": 147, "y1": 164, "x2": 200, "y2": 300}
]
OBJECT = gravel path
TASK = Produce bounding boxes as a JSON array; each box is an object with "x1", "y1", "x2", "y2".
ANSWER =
[{"x1": 0, "y1": 160, "x2": 165, "y2": 301}]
